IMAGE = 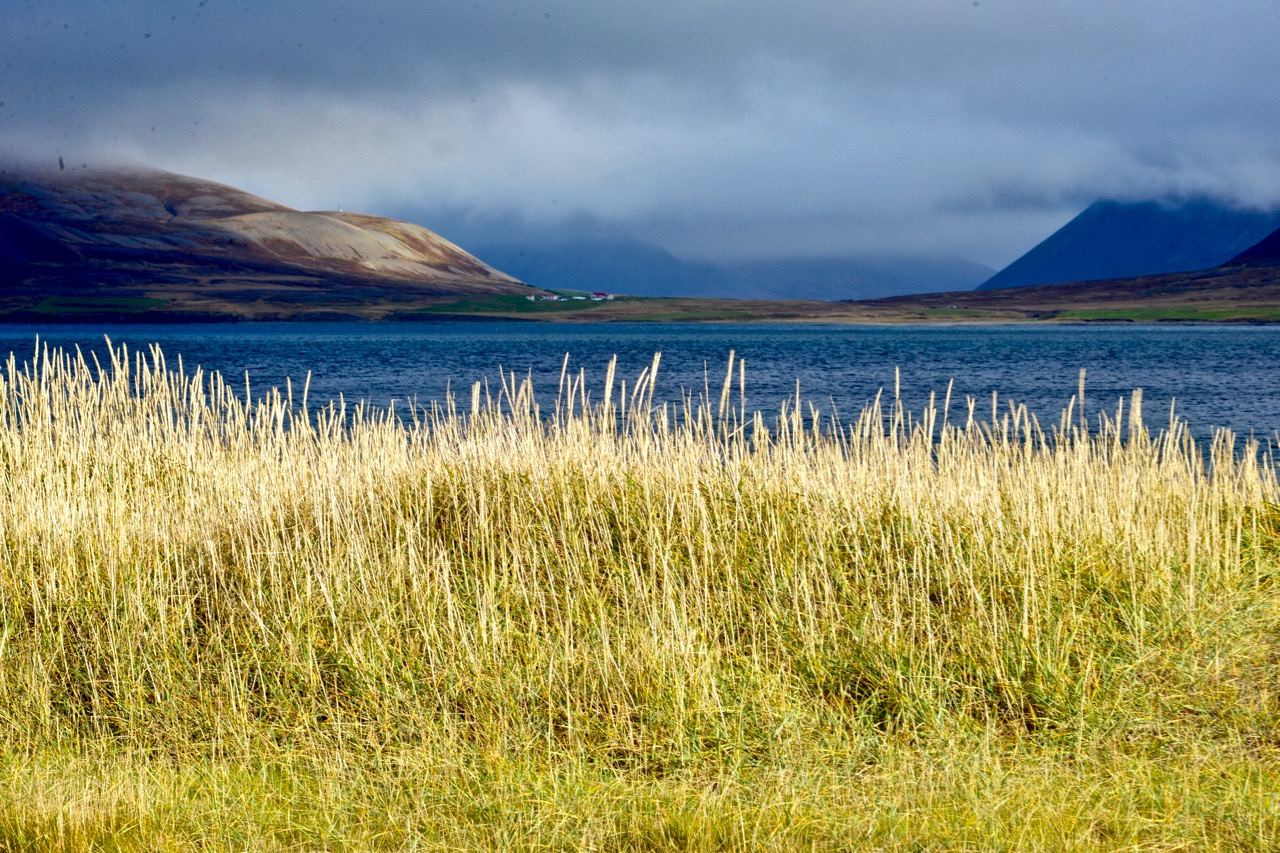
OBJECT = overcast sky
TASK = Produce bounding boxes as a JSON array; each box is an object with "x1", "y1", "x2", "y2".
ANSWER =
[{"x1": 5, "y1": 0, "x2": 1280, "y2": 267}]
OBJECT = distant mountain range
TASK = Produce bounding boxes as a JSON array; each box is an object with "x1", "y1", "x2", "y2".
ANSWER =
[
  {"x1": 472, "y1": 240, "x2": 994, "y2": 300},
  {"x1": 6, "y1": 162, "x2": 1280, "y2": 324},
  {"x1": 978, "y1": 197, "x2": 1280, "y2": 290},
  {"x1": 1, "y1": 164, "x2": 996, "y2": 322},
  {"x1": 0, "y1": 165, "x2": 534, "y2": 320}
]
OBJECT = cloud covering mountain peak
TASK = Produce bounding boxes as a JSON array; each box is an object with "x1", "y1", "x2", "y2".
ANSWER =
[{"x1": 6, "y1": 1, "x2": 1280, "y2": 267}]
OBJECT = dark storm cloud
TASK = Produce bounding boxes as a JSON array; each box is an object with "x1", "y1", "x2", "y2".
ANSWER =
[{"x1": 5, "y1": 0, "x2": 1280, "y2": 265}]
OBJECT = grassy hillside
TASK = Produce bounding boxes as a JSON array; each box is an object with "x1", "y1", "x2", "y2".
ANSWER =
[
  {"x1": 0, "y1": 166, "x2": 535, "y2": 321},
  {"x1": 859, "y1": 259, "x2": 1280, "y2": 323},
  {"x1": 0, "y1": 345, "x2": 1278, "y2": 849}
]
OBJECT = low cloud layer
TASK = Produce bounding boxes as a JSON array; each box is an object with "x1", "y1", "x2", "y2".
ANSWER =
[{"x1": 6, "y1": 1, "x2": 1280, "y2": 266}]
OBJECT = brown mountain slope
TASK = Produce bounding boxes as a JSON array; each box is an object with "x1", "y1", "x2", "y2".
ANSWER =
[
  {"x1": 0, "y1": 165, "x2": 537, "y2": 320},
  {"x1": 853, "y1": 258, "x2": 1280, "y2": 322}
]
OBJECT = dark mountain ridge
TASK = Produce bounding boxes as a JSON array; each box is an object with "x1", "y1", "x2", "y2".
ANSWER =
[
  {"x1": 978, "y1": 197, "x2": 1280, "y2": 290},
  {"x1": 1229, "y1": 224, "x2": 1280, "y2": 265}
]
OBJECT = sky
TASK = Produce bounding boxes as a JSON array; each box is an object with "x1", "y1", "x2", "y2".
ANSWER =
[{"x1": 4, "y1": 1, "x2": 1280, "y2": 268}]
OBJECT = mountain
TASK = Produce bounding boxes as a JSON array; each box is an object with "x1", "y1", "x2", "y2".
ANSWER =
[
  {"x1": 1229, "y1": 225, "x2": 1280, "y2": 265},
  {"x1": 978, "y1": 197, "x2": 1280, "y2": 290},
  {"x1": 855, "y1": 249, "x2": 1280, "y2": 323},
  {"x1": 0, "y1": 164, "x2": 533, "y2": 320},
  {"x1": 471, "y1": 240, "x2": 724, "y2": 298},
  {"x1": 713, "y1": 255, "x2": 993, "y2": 300},
  {"x1": 864, "y1": 197, "x2": 1280, "y2": 321},
  {"x1": 473, "y1": 239, "x2": 992, "y2": 300}
]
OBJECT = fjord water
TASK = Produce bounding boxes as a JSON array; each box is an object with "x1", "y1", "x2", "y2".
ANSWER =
[{"x1": 2, "y1": 322, "x2": 1278, "y2": 440}]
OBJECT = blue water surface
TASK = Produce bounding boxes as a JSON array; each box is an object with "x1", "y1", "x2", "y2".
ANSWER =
[{"x1": 1, "y1": 322, "x2": 1276, "y2": 440}]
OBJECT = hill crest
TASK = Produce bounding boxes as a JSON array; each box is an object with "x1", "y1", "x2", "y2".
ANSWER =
[{"x1": 0, "y1": 165, "x2": 533, "y2": 320}]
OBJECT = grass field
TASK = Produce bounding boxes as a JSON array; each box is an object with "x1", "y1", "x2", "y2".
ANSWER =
[
  {"x1": 400, "y1": 293, "x2": 768, "y2": 323},
  {"x1": 31, "y1": 296, "x2": 171, "y2": 315},
  {"x1": 408, "y1": 293, "x2": 610, "y2": 316},
  {"x1": 1, "y1": 343, "x2": 1278, "y2": 850},
  {"x1": 1054, "y1": 306, "x2": 1280, "y2": 323}
]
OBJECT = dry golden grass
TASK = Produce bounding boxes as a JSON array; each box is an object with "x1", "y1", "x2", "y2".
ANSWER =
[{"x1": 0, "y1": 342, "x2": 1277, "y2": 850}]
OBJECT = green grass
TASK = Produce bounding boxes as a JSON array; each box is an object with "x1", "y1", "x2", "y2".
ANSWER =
[
  {"x1": 403, "y1": 294, "x2": 761, "y2": 322},
  {"x1": 31, "y1": 296, "x2": 170, "y2": 315},
  {"x1": 1056, "y1": 305, "x2": 1280, "y2": 322},
  {"x1": 0, "y1": 343, "x2": 1278, "y2": 849},
  {"x1": 3, "y1": 746, "x2": 1276, "y2": 850},
  {"x1": 911, "y1": 306, "x2": 1019, "y2": 320},
  {"x1": 409, "y1": 293, "x2": 619, "y2": 316},
  {"x1": 603, "y1": 309, "x2": 761, "y2": 321}
]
